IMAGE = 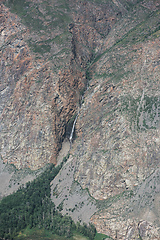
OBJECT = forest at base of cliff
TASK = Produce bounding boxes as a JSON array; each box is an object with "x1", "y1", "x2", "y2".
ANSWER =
[{"x1": 0, "y1": 162, "x2": 99, "y2": 240}]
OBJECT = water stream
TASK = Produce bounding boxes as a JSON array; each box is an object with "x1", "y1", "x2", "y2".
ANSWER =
[
  {"x1": 69, "y1": 112, "x2": 79, "y2": 146},
  {"x1": 69, "y1": 96, "x2": 84, "y2": 147}
]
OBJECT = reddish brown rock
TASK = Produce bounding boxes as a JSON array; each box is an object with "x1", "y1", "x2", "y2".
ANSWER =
[{"x1": 0, "y1": 0, "x2": 160, "y2": 238}]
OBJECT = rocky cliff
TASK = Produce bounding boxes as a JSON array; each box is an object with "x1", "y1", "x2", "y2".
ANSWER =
[{"x1": 0, "y1": 0, "x2": 160, "y2": 239}]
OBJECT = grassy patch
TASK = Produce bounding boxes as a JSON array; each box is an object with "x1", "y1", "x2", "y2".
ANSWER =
[
  {"x1": 90, "y1": 8, "x2": 160, "y2": 72},
  {"x1": 121, "y1": 95, "x2": 160, "y2": 130},
  {"x1": 73, "y1": 232, "x2": 89, "y2": 240},
  {"x1": 16, "y1": 228, "x2": 95, "y2": 240},
  {"x1": 118, "y1": 10, "x2": 160, "y2": 46},
  {"x1": 94, "y1": 232, "x2": 112, "y2": 240},
  {"x1": 6, "y1": 0, "x2": 30, "y2": 17},
  {"x1": 96, "y1": 191, "x2": 134, "y2": 210},
  {"x1": 16, "y1": 227, "x2": 73, "y2": 240},
  {"x1": 6, "y1": 0, "x2": 44, "y2": 31},
  {"x1": 52, "y1": 32, "x2": 71, "y2": 45},
  {"x1": 28, "y1": 42, "x2": 51, "y2": 55},
  {"x1": 5, "y1": 0, "x2": 72, "y2": 62},
  {"x1": 17, "y1": 227, "x2": 58, "y2": 240}
]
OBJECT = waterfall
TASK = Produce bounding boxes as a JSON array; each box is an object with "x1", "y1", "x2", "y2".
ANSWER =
[
  {"x1": 69, "y1": 95, "x2": 84, "y2": 147},
  {"x1": 69, "y1": 113, "x2": 79, "y2": 144}
]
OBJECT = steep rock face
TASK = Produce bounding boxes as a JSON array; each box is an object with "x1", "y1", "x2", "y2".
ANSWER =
[
  {"x1": 90, "y1": 168, "x2": 160, "y2": 239},
  {"x1": 1, "y1": 0, "x2": 160, "y2": 238},
  {"x1": 0, "y1": 3, "x2": 72, "y2": 168},
  {"x1": 69, "y1": 1, "x2": 160, "y2": 238},
  {"x1": 51, "y1": 0, "x2": 160, "y2": 238},
  {"x1": 0, "y1": 0, "x2": 118, "y2": 169},
  {"x1": 69, "y1": 0, "x2": 120, "y2": 67},
  {"x1": 74, "y1": 38, "x2": 160, "y2": 199},
  {"x1": 0, "y1": 4, "x2": 57, "y2": 169},
  {"x1": 52, "y1": 68, "x2": 86, "y2": 158},
  {"x1": 52, "y1": 0, "x2": 120, "y2": 157}
]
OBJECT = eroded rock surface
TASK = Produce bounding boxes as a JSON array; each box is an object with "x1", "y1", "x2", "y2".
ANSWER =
[{"x1": 0, "y1": 0, "x2": 160, "y2": 238}]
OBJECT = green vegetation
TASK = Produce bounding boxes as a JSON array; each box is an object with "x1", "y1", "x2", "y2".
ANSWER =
[
  {"x1": 15, "y1": 228, "x2": 94, "y2": 240},
  {"x1": 5, "y1": 0, "x2": 72, "y2": 64},
  {"x1": 6, "y1": 0, "x2": 30, "y2": 18},
  {"x1": 6, "y1": 0, "x2": 44, "y2": 31},
  {"x1": 28, "y1": 41, "x2": 51, "y2": 55},
  {"x1": 88, "y1": 7, "x2": 160, "y2": 82},
  {"x1": 121, "y1": 95, "x2": 160, "y2": 130},
  {"x1": 117, "y1": 10, "x2": 160, "y2": 46},
  {"x1": 96, "y1": 191, "x2": 134, "y2": 210},
  {"x1": 52, "y1": 32, "x2": 71, "y2": 45},
  {"x1": 16, "y1": 227, "x2": 72, "y2": 240},
  {"x1": 6, "y1": 0, "x2": 71, "y2": 32},
  {"x1": 94, "y1": 232, "x2": 113, "y2": 240},
  {"x1": 0, "y1": 160, "x2": 96, "y2": 240}
]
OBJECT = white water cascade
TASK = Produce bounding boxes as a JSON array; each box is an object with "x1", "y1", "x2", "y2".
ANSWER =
[
  {"x1": 69, "y1": 96, "x2": 84, "y2": 147},
  {"x1": 69, "y1": 112, "x2": 79, "y2": 146}
]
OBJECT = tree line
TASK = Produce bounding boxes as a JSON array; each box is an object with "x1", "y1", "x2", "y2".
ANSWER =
[{"x1": 0, "y1": 160, "x2": 96, "y2": 239}]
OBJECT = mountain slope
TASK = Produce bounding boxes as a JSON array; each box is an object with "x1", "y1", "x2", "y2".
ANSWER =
[{"x1": 0, "y1": 0, "x2": 160, "y2": 239}]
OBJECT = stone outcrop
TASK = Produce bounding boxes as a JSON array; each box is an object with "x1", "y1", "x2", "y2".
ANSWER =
[
  {"x1": 0, "y1": 0, "x2": 119, "y2": 168},
  {"x1": 52, "y1": 0, "x2": 121, "y2": 159},
  {"x1": 68, "y1": 1, "x2": 160, "y2": 238},
  {"x1": 0, "y1": 0, "x2": 160, "y2": 238},
  {"x1": 0, "y1": 4, "x2": 57, "y2": 169},
  {"x1": 74, "y1": 37, "x2": 160, "y2": 199}
]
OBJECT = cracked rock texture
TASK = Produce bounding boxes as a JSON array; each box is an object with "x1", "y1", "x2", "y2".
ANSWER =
[{"x1": 0, "y1": 0, "x2": 160, "y2": 239}]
